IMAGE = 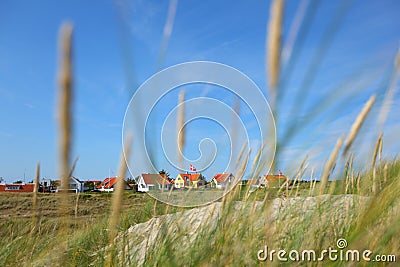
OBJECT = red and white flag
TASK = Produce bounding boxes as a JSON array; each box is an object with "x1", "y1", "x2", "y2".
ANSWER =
[{"x1": 190, "y1": 164, "x2": 197, "y2": 172}]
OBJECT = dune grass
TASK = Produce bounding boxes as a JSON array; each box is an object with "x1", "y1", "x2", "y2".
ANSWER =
[
  {"x1": 105, "y1": 160, "x2": 399, "y2": 266},
  {"x1": 0, "y1": 159, "x2": 399, "y2": 266}
]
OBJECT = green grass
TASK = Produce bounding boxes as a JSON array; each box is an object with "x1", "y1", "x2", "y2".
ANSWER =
[
  {"x1": 1, "y1": 160, "x2": 398, "y2": 266},
  {"x1": 127, "y1": 160, "x2": 399, "y2": 266},
  {"x1": 0, "y1": 192, "x2": 172, "y2": 266}
]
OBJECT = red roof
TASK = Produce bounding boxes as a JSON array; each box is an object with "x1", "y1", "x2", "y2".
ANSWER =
[
  {"x1": 179, "y1": 173, "x2": 203, "y2": 182},
  {"x1": 213, "y1": 173, "x2": 232, "y2": 183},
  {"x1": 98, "y1": 177, "x2": 118, "y2": 189},
  {"x1": 141, "y1": 174, "x2": 171, "y2": 185},
  {"x1": 0, "y1": 183, "x2": 36, "y2": 192}
]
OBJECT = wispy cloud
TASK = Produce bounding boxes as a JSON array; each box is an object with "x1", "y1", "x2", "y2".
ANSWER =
[{"x1": 24, "y1": 103, "x2": 36, "y2": 109}]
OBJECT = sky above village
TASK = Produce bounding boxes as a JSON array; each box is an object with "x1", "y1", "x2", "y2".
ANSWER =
[{"x1": 0, "y1": 0, "x2": 399, "y2": 182}]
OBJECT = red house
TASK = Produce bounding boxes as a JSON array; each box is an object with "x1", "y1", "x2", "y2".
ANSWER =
[
  {"x1": 262, "y1": 174, "x2": 288, "y2": 187},
  {"x1": 0, "y1": 183, "x2": 37, "y2": 192},
  {"x1": 97, "y1": 177, "x2": 132, "y2": 192}
]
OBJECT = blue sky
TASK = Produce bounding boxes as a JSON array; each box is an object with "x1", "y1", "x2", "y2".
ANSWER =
[{"x1": 0, "y1": 0, "x2": 399, "y2": 182}]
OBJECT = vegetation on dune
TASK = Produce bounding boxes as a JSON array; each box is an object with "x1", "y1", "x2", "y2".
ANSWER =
[{"x1": 0, "y1": 160, "x2": 399, "y2": 266}]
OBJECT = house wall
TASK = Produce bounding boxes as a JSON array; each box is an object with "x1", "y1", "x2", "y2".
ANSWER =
[
  {"x1": 69, "y1": 180, "x2": 84, "y2": 192},
  {"x1": 40, "y1": 179, "x2": 52, "y2": 187},
  {"x1": 136, "y1": 174, "x2": 172, "y2": 192},
  {"x1": 174, "y1": 175, "x2": 185, "y2": 188},
  {"x1": 216, "y1": 183, "x2": 225, "y2": 189},
  {"x1": 0, "y1": 184, "x2": 35, "y2": 192},
  {"x1": 157, "y1": 184, "x2": 170, "y2": 190},
  {"x1": 137, "y1": 176, "x2": 149, "y2": 192},
  {"x1": 56, "y1": 177, "x2": 84, "y2": 193},
  {"x1": 137, "y1": 183, "x2": 148, "y2": 192},
  {"x1": 189, "y1": 180, "x2": 205, "y2": 188},
  {"x1": 212, "y1": 174, "x2": 234, "y2": 189}
]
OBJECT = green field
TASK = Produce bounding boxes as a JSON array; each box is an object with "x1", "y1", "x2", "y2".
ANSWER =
[{"x1": 1, "y1": 161, "x2": 399, "y2": 266}]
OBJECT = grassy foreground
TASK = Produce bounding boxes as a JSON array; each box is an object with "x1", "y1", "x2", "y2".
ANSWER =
[
  {"x1": 0, "y1": 160, "x2": 399, "y2": 266},
  {"x1": 0, "y1": 191, "x2": 182, "y2": 266}
]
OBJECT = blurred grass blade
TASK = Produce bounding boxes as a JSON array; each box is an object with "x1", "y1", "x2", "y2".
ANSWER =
[
  {"x1": 371, "y1": 133, "x2": 383, "y2": 194},
  {"x1": 267, "y1": 0, "x2": 284, "y2": 102},
  {"x1": 177, "y1": 90, "x2": 185, "y2": 169},
  {"x1": 107, "y1": 134, "x2": 132, "y2": 265},
  {"x1": 57, "y1": 23, "x2": 74, "y2": 241},
  {"x1": 343, "y1": 94, "x2": 376, "y2": 156},
  {"x1": 157, "y1": 0, "x2": 178, "y2": 69},
  {"x1": 58, "y1": 23, "x2": 73, "y2": 191},
  {"x1": 31, "y1": 162, "x2": 40, "y2": 234},
  {"x1": 377, "y1": 47, "x2": 400, "y2": 131},
  {"x1": 319, "y1": 136, "x2": 343, "y2": 195},
  {"x1": 281, "y1": 0, "x2": 309, "y2": 66}
]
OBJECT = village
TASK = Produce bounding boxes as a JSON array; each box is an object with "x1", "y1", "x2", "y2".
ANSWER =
[{"x1": 0, "y1": 170, "x2": 290, "y2": 194}]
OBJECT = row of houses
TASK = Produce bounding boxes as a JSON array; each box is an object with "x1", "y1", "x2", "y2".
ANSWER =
[
  {"x1": 135, "y1": 173, "x2": 288, "y2": 192},
  {"x1": 135, "y1": 173, "x2": 237, "y2": 192},
  {"x1": 0, "y1": 173, "x2": 288, "y2": 193},
  {"x1": 0, "y1": 177, "x2": 88, "y2": 193}
]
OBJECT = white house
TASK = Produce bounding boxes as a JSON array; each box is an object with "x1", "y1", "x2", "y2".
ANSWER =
[
  {"x1": 136, "y1": 174, "x2": 171, "y2": 192},
  {"x1": 40, "y1": 178, "x2": 52, "y2": 187},
  {"x1": 211, "y1": 173, "x2": 235, "y2": 189},
  {"x1": 56, "y1": 176, "x2": 85, "y2": 193}
]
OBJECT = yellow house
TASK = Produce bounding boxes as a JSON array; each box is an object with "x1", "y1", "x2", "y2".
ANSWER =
[
  {"x1": 174, "y1": 174, "x2": 186, "y2": 188},
  {"x1": 175, "y1": 173, "x2": 205, "y2": 188}
]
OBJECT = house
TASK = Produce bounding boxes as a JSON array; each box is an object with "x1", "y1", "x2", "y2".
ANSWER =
[
  {"x1": 39, "y1": 178, "x2": 57, "y2": 193},
  {"x1": 136, "y1": 174, "x2": 172, "y2": 192},
  {"x1": 175, "y1": 173, "x2": 205, "y2": 188},
  {"x1": 247, "y1": 178, "x2": 260, "y2": 187},
  {"x1": 211, "y1": 173, "x2": 235, "y2": 189},
  {"x1": 0, "y1": 183, "x2": 37, "y2": 193},
  {"x1": 174, "y1": 174, "x2": 185, "y2": 189},
  {"x1": 261, "y1": 174, "x2": 288, "y2": 188},
  {"x1": 56, "y1": 176, "x2": 85, "y2": 193},
  {"x1": 40, "y1": 178, "x2": 52, "y2": 187},
  {"x1": 97, "y1": 177, "x2": 132, "y2": 192}
]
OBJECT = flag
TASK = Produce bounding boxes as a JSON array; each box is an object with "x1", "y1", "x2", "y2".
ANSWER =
[{"x1": 190, "y1": 164, "x2": 197, "y2": 172}]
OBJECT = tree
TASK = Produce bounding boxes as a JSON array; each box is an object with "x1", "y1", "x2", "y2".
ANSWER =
[
  {"x1": 159, "y1": 169, "x2": 169, "y2": 178},
  {"x1": 84, "y1": 181, "x2": 99, "y2": 191},
  {"x1": 126, "y1": 177, "x2": 136, "y2": 185},
  {"x1": 159, "y1": 169, "x2": 173, "y2": 182}
]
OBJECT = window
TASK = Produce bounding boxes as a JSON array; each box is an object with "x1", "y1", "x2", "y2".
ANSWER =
[{"x1": 6, "y1": 185, "x2": 21, "y2": 190}]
